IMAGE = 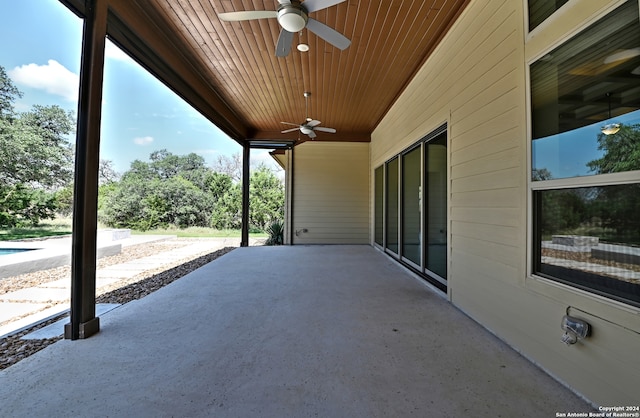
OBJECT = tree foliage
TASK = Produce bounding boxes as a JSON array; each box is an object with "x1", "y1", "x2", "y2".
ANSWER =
[
  {"x1": 249, "y1": 164, "x2": 284, "y2": 231},
  {"x1": 1, "y1": 64, "x2": 284, "y2": 231},
  {"x1": 211, "y1": 153, "x2": 242, "y2": 182},
  {"x1": 0, "y1": 66, "x2": 75, "y2": 227},
  {"x1": 586, "y1": 123, "x2": 640, "y2": 238},
  {"x1": 0, "y1": 105, "x2": 74, "y2": 188},
  {"x1": 100, "y1": 150, "x2": 284, "y2": 232},
  {"x1": 587, "y1": 123, "x2": 640, "y2": 174},
  {"x1": 0, "y1": 66, "x2": 22, "y2": 119},
  {"x1": 540, "y1": 124, "x2": 640, "y2": 242},
  {"x1": 101, "y1": 150, "x2": 212, "y2": 230}
]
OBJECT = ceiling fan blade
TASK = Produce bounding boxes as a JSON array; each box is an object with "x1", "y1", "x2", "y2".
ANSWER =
[
  {"x1": 303, "y1": 0, "x2": 346, "y2": 13},
  {"x1": 281, "y1": 121, "x2": 300, "y2": 127},
  {"x1": 307, "y1": 130, "x2": 317, "y2": 139},
  {"x1": 276, "y1": 29, "x2": 294, "y2": 57},
  {"x1": 306, "y1": 18, "x2": 351, "y2": 50},
  {"x1": 307, "y1": 119, "x2": 322, "y2": 127},
  {"x1": 218, "y1": 10, "x2": 277, "y2": 22},
  {"x1": 314, "y1": 127, "x2": 336, "y2": 133},
  {"x1": 281, "y1": 128, "x2": 300, "y2": 134}
]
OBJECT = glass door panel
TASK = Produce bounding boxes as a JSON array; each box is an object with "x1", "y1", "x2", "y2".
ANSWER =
[
  {"x1": 386, "y1": 158, "x2": 399, "y2": 254},
  {"x1": 374, "y1": 166, "x2": 384, "y2": 246},
  {"x1": 425, "y1": 133, "x2": 447, "y2": 279},
  {"x1": 402, "y1": 147, "x2": 422, "y2": 265}
]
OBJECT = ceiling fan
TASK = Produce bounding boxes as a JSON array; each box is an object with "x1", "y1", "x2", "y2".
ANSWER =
[
  {"x1": 217, "y1": 0, "x2": 351, "y2": 57},
  {"x1": 281, "y1": 119, "x2": 336, "y2": 139},
  {"x1": 280, "y1": 92, "x2": 337, "y2": 139}
]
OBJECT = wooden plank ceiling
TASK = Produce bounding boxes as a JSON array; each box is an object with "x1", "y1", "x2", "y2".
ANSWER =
[{"x1": 105, "y1": 0, "x2": 470, "y2": 146}]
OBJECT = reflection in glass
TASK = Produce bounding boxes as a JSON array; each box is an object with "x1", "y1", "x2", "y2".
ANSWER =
[
  {"x1": 386, "y1": 158, "x2": 399, "y2": 254},
  {"x1": 530, "y1": 0, "x2": 640, "y2": 180},
  {"x1": 425, "y1": 134, "x2": 447, "y2": 279},
  {"x1": 402, "y1": 147, "x2": 421, "y2": 265},
  {"x1": 374, "y1": 166, "x2": 384, "y2": 246},
  {"x1": 532, "y1": 111, "x2": 640, "y2": 180},
  {"x1": 534, "y1": 184, "x2": 640, "y2": 307},
  {"x1": 528, "y1": 0, "x2": 569, "y2": 32}
]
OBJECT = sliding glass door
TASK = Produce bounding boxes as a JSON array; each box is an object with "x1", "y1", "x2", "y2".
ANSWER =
[
  {"x1": 402, "y1": 146, "x2": 422, "y2": 266},
  {"x1": 375, "y1": 125, "x2": 448, "y2": 290},
  {"x1": 424, "y1": 133, "x2": 447, "y2": 282},
  {"x1": 385, "y1": 157, "x2": 399, "y2": 254},
  {"x1": 374, "y1": 166, "x2": 384, "y2": 246}
]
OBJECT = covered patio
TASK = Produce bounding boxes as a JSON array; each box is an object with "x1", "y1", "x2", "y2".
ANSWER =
[
  {"x1": 6, "y1": 0, "x2": 635, "y2": 408},
  {"x1": 0, "y1": 246, "x2": 591, "y2": 416}
]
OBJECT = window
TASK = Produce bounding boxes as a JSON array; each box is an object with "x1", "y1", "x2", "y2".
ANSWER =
[
  {"x1": 533, "y1": 185, "x2": 640, "y2": 307},
  {"x1": 528, "y1": 0, "x2": 569, "y2": 31},
  {"x1": 530, "y1": 0, "x2": 640, "y2": 307}
]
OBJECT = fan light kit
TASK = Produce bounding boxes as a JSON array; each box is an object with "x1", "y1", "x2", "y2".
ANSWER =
[
  {"x1": 218, "y1": 0, "x2": 351, "y2": 57},
  {"x1": 278, "y1": 4, "x2": 307, "y2": 32},
  {"x1": 280, "y1": 92, "x2": 337, "y2": 139}
]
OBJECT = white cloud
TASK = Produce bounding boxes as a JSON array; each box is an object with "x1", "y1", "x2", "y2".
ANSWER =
[
  {"x1": 9, "y1": 60, "x2": 79, "y2": 102},
  {"x1": 133, "y1": 136, "x2": 154, "y2": 145}
]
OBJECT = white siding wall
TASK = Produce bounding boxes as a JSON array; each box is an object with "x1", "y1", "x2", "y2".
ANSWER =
[
  {"x1": 293, "y1": 141, "x2": 369, "y2": 244},
  {"x1": 371, "y1": 0, "x2": 639, "y2": 405}
]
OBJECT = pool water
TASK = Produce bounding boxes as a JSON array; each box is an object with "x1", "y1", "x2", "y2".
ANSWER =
[{"x1": 0, "y1": 248, "x2": 36, "y2": 256}]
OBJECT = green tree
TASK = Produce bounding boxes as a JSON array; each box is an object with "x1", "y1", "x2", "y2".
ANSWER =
[
  {"x1": 101, "y1": 151, "x2": 215, "y2": 230},
  {"x1": 0, "y1": 183, "x2": 57, "y2": 227},
  {"x1": 532, "y1": 167, "x2": 553, "y2": 181},
  {"x1": 587, "y1": 123, "x2": 640, "y2": 174},
  {"x1": 205, "y1": 171, "x2": 234, "y2": 200},
  {"x1": 249, "y1": 164, "x2": 284, "y2": 231},
  {"x1": 99, "y1": 159, "x2": 119, "y2": 185},
  {"x1": 0, "y1": 66, "x2": 75, "y2": 227},
  {"x1": 209, "y1": 182, "x2": 241, "y2": 230},
  {"x1": 0, "y1": 66, "x2": 22, "y2": 119},
  {"x1": 100, "y1": 149, "x2": 285, "y2": 232},
  {"x1": 586, "y1": 124, "x2": 640, "y2": 239}
]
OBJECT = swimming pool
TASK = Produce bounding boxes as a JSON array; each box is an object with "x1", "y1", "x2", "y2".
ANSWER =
[{"x1": 0, "y1": 248, "x2": 36, "y2": 256}]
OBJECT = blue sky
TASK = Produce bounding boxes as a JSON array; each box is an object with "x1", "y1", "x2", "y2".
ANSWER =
[
  {"x1": 533, "y1": 110, "x2": 640, "y2": 179},
  {"x1": 0, "y1": 0, "x2": 280, "y2": 175}
]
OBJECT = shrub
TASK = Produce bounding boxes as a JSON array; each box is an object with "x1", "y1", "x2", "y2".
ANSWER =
[{"x1": 265, "y1": 220, "x2": 284, "y2": 245}]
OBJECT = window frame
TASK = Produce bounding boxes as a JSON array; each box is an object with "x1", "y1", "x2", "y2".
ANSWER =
[
  {"x1": 526, "y1": 0, "x2": 640, "y2": 309},
  {"x1": 373, "y1": 123, "x2": 448, "y2": 292}
]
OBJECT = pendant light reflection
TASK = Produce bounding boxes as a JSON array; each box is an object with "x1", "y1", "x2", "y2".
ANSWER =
[
  {"x1": 601, "y1": 93, "x2": 620, "y2": 135},
  {"x1": 601, "y1": 123, "x2": 620, "y2": 135}
]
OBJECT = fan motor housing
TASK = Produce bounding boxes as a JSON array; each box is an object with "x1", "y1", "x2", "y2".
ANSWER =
[{"x1": 278, "y1": 2, "x2": 308, "y2": 32}]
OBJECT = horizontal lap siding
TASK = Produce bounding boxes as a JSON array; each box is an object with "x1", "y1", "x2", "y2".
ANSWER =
[
  {"x1": 373, "y1": 0, "x2": 527, "y2": 286},
  {"x1": 294, "y1": 142, "x2": 369, "y2": 244},
  {"x1": 372, "y1": 0, "x2": 640, "y2": 405}
]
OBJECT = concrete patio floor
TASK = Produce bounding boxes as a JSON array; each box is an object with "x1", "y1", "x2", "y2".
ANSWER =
[{"x1": 0, "y1": 245, "x2": 592, "y2": 417}]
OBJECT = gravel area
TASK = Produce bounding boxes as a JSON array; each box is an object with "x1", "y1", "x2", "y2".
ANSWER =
[
  {"x1": 542, "y1": 248, "x2": 640, "y2": 282},
  {"x1": 0, "y1": 239, "x2": 235, "y2": 370}
]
